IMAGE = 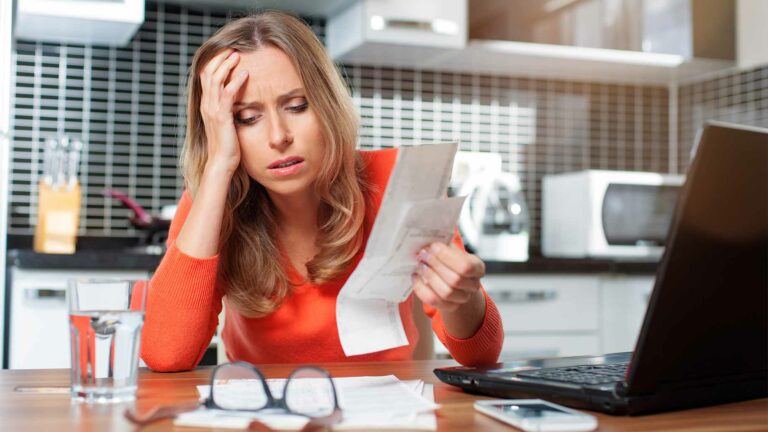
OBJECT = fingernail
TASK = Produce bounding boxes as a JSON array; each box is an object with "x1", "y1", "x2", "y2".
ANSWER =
[
  {"x1": 417, "y1": 262, "x2": 426, "y2": 273},
  {"x1": 239, "y1": 70, "x2": 248, "y2": 77},
  {"x1": 417, "y1": 249, "x2": 430, "y2": 261},
  {"x1": 431, "y1": 243, "x2": 444, "y2": 253}
]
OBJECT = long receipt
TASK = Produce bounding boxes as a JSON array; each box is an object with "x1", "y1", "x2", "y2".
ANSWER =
[{"x1": 337, "y1": 142, "x2": 465, "y2": 356}]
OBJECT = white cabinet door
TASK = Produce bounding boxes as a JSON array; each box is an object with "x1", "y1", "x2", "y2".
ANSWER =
[
  {"x1": 436, "y1": 274, "x2": 601, "y2": 359},
  {"x1": 9, "y1": 268, "x2": 149, "y2": 369},
  {"x1": 327, "y1": 0, "x2": 466, "y2": 66},
  {"x1": 483, "y1": 274, "x2": 600, "y2": 333},
  {"x1": 15, "y1": 0, "x2": 144, "y2": 46},
  {"x1": 600, "y1": 275, "x2": 655, "y2": 354},
  {"x1": 501, "y1": 334, "x2": 600, "y2": 360},
  {"x1": 434, "y1": 272, "x2": 656, "y2": 360}
]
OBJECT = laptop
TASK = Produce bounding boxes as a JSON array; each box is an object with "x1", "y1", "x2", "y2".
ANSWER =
[{"x1": 434, "y1": 121, "x2": 768, "y2": 415}]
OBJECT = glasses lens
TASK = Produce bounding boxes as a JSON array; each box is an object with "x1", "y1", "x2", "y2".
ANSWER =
[
  {"x1": 284, "y1": 368, "x2": 337, "y2": 417},
  {"x1": 211, "y1": 363, "x2": 269, "y2": 410}
]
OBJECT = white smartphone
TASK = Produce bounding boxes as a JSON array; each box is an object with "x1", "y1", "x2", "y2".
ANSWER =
[{"x1": 474, "y1": 399, "x2": 598, "y2": 432}]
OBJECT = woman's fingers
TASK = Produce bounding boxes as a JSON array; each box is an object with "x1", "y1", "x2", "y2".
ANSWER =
[
  {"x1": 411, "y1": 241, "x2": 486, "y2": 313},
  {"x1": 200, "y1": 49, "x2": 233, "y2": 85},
  {"x1": 412, "y1": 274, "x2": 456, "y2": 312},
  {"x1": 201, "y1": 51, "x2": 242, "y2": 115},
  {"x1": 418, "y1": 262, "x2": 473, "y2": 302},
  {"x1": 424, "y1": 242, "x2": 485, "y2": 279},
  {"x1": 211, "y1": 51, "x2": 241, "y2": 92},
  {"x1": 223, "y1": 70, "x2": 248, "y2": 104},
  {"x1": 418, "y1": 248, "x2": 477, "y2": 292}
]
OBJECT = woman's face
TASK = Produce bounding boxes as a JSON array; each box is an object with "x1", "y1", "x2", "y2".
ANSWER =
[{"x1": 228, "y1": 46, "x2": 325, "y2": 200}]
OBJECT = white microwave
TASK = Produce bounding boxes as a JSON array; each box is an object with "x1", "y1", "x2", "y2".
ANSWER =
[{"x1": 542, "y1": 170, "x2": 685, "y2": 260}]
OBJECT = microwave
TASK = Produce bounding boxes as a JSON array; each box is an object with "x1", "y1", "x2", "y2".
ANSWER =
[{"x1": 542, "y1": 170, "x2": 685, "y2": 260}]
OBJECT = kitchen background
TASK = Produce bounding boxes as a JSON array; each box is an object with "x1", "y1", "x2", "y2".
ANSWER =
[
  {"x1": 6, "y1": 2, "x2": 767, "y2": 252},
  {"x1": 1, "y1": 0, "x2": 766, "y2": 368}
]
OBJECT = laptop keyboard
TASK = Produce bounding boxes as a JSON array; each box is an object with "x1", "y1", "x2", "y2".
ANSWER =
[{"x1": 517, "y1": 363, "x2": 629, "y2": 386}]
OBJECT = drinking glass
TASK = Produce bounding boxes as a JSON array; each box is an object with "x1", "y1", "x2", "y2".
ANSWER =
[{"x1": 67, "y1": 278, "x2": 148, "y2": 403}]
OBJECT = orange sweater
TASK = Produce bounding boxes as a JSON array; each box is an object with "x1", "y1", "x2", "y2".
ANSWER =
[{"x1": 141, "y1": 148, "x2": 504, "y2": 371}]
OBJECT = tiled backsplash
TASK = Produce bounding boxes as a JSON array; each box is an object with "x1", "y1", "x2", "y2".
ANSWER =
[
  {"x1": 678, "y1": 66, "x2": 768, "y2": 172},
  {"x1": 7, "y1": 2, "x2": 766, "y2": 256},
  {"x1": 347, "y1": 67, "x2": 670, "y2": 253}
]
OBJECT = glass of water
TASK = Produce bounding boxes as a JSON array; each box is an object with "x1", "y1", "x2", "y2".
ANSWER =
[{"x1": 67, "y1": 278, "x2": 148, "y2": 403}]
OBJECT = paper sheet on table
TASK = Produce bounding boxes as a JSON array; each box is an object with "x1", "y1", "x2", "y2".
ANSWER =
[
  {"x1": 174, "y1": 375, "x2": 438, "y2": 430},
  {"x1": 336, "y1": 142, "x2": 460, "y2": 356}
]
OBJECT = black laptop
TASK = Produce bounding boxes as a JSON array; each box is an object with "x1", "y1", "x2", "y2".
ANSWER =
[{"x1": 434, "y1": 121, "x2": 768, "y2": 415}]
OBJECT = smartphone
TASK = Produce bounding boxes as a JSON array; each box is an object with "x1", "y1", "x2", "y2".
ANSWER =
[{"x1": 474, "y1": 399, "x2": 598, "y2": 432}]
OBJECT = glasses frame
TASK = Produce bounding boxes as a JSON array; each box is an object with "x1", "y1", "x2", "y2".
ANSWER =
[{"x1": 204, "y1": 361, "x2": 342, "y2": 419}]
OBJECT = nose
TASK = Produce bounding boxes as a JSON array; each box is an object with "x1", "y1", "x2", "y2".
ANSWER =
[{"x1": 267, "y1": 111, "x2": 293, "y2": 149}]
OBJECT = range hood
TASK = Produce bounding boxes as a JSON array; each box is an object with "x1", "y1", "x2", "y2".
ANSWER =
[
  {"x1": 15, "y1": 0, "x2": 145, "y2": 47},
  {"x1": 327, "y1": 0, "x2": 735, "y2": 85}
]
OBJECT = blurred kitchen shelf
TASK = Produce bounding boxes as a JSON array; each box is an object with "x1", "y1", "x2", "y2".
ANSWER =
[{"x1": 335, "y1": 40, "x2": 735, "y2": 85}]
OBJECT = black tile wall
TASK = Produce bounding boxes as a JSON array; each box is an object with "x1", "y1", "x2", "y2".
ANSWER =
[
  {"x1": 678, "y1": 66, "x2": 768, "y2": 172},
  {"x1": 9, "y1": 2, "x2": 680, "y2": 257},
  {"x1": 8, "y1": 3, "x2": 323, "y2": 238}
]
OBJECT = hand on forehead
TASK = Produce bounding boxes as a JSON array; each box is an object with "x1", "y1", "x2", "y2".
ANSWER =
[{"x1": 226, "y1": 47, "x2": 303, "y2": 103}]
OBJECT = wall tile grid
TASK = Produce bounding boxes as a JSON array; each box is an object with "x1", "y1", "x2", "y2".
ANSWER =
[
  {"x1": 12, "y1": 2, "x2": 763, "y2": 256},
  {"x1": 678, "y1": 66, "x2": 768, "y2": 172},
  {"x1": 9, "y1": 4, "x2": 323, "y2": 240}
]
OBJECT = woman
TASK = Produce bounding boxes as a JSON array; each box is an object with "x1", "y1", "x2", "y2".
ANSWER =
[{"x1": 141, "y1": 10, "x2": 503, "y2": 372}]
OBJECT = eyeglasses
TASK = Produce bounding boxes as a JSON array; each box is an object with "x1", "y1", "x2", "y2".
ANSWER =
[
  {"x1": 206, "y1": 361, "x2": 341, "y2": 419},
  {"x1": 125, "y1": 362, "x2": 343, "y2": 431}
]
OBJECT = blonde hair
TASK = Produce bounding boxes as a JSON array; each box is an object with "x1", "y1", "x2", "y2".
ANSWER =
[{"x1": 182, "y1": 11, "x2": 367, "y2": 316}]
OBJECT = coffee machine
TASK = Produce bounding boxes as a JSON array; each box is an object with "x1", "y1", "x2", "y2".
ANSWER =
[{"x1": 451, "y1": 152, "x2": 530, "y2": 262}]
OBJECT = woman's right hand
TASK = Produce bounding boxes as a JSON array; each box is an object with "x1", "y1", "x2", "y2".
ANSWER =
[{"x1": 199, "y1": 49, "x2": 249, "y2": 176}]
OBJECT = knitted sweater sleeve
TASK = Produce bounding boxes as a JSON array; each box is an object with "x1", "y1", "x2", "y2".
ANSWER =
[
  {"x1": 140, "y1": 191, "x2": 224, "y2": 372},
  {"x1": 422, "y1": 229, "x2": 505, "y2": 366}
]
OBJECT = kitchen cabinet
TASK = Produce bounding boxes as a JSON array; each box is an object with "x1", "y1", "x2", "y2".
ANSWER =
[
  {"x1": 434, "y1": 273, "x2": 653, "y2": 360},
  {"x1": 1, "y1": 249, "x2": 232, "y2": 370},
  {"x1": 327, "y1": 0, "x2": 734, "y2": 84},
  {"x1": 7, "y1": 267, "x2": 150, "y2": 369},
  {"x1": 600, "y1": 275, "x2": 654, "y2": 353},
  {"x1": 14, "y1": 0, "x2": 144, "y2": 46},
  {"x1": 737, "y1": 0, "x2": 768, "y2": 68},
  {"x1": 327, "y1": 0, "x2": 467, "y2": 67},
  {"x1": 4, "y1": 249, "x2": 162, "y2": 369}
]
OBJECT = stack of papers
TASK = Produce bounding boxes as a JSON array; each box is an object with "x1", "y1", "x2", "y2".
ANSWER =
[{"x1": 175, "y1": 375, "x2": 438, "y2": 430}]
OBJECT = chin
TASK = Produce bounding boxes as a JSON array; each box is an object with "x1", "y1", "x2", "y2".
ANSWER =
[{"x1": 262, "y1": 180, "x2": 314, "y2": 198}]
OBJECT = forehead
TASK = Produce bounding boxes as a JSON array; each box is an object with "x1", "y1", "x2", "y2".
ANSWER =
[{"x1": 230, "y1": 46, "x2": 303, "y2": 97}]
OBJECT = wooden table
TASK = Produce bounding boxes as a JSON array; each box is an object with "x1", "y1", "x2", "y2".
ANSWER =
[{"x1": 1, "y1": 360, "x2": 766, "y2": 431}]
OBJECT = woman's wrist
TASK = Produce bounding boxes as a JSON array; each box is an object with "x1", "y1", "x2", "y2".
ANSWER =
[
  {"x1": 440, "y1": 290, "x2": 487, "y2": 339},
  {"x1": 203, "y1": 159, "x2": 237, "y2": 183}
]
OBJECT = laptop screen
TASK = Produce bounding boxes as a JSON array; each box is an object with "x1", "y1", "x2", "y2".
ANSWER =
[{"x1": 627, "y1": 122, "x2": 768, "y2": 394}]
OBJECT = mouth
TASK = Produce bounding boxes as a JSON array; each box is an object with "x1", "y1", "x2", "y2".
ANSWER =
[{"x1": 268, "y1": 156, "x2": 304, "y2": 169}]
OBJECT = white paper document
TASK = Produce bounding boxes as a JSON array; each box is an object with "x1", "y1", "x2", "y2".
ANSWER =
[
  {"x1": 337, "y1": 142, "x2": 461, "y2": 356},
  {"x1": 174, "y1": 375, "x2": 438, "y2": 430}
]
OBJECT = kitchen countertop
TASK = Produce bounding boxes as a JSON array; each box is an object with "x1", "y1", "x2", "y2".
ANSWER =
[
  {"x1": 6, "y1": 249, "x2": 163, "y2": 271},
  {"x1": 6, "y1": 253, "x2": 657, "y2": 275},
  {"x1": 484, "y1": 258, "x2": 657, "y2": 274},
  {"x1": 6, "y1": 235, "x2": 658, "y2": 274}
]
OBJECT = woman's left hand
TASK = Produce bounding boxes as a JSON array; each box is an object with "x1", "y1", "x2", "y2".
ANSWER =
[{"x1": 412, "y1": 242, "x2": 486, "y2": 313}]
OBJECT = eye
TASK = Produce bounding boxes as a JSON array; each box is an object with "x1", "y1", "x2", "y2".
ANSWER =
[
  {"x1": 235, "y1": 110, "x2": 261, "y2": 125},
  {"x1": 286, "y1": 98, "x2": 308, "y2": 113}
]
